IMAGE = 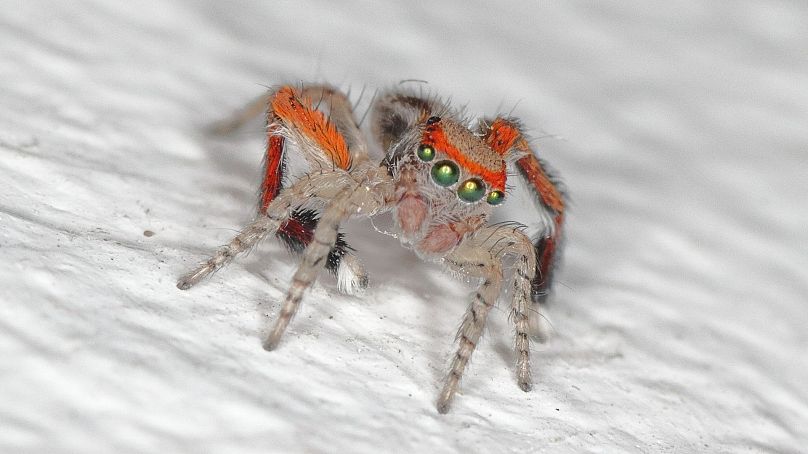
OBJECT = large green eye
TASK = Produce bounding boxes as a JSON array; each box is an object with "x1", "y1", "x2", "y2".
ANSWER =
[
  {"x1": 431, "y1": 160, "x2": 459, "y2": 187},
  {"x1": 417, "y1": 144, "x2": 435, "y2": 161},
  {"x1": 457, "y1": 178, "x2": 486, "y2": 202},
  {"x1": 486, "y1": 190, "x2": 505, "y2": 205}
]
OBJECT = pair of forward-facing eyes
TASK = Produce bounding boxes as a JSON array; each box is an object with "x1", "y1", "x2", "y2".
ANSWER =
[{"x1": 416, "y1": 144, "x2": 504, "y2": 205}]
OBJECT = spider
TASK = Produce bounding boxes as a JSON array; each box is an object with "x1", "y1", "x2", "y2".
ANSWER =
[{"x1": 177, "y1": 84, "x2": 566, "y2": 413}]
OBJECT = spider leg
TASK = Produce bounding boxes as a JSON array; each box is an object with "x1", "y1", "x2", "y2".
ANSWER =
[
  {"x1": 516, "y1": 157, "x2": 565, "y2": 305},
  {"x1": 259, "y1": 85, "x2": 371, "y2": 293},
  {"x1": 437, "y1": 225, "x2": 537, "y2": 413},
  {"x1": 438, "y1": 233, "x2": 503, "y2": 414},
  {"x1": 297, "y1": 85, "x2": 368, "y2": 161},
  {"x1": 176, "y1": 171, "x2": 347, "y2": 290},
  {"x1": 262, "y1": 189, "x2": 352, "y2": 351},
  {"x1": 481, "y1": 118, "x2": 566, "y2": 304},
  {"x1": 500, "y1": 228, "x2": 538, "y2": 391},
  {"x1": 263, "y1": 165, "x2": 392, "y2": 351},
  {"x1": 176, "y1": 215, "x2": 280, "y2": 290},
  {"x1": 275, "y1": 208, "x2": 367, "y2": 295},
  {"x1": 208, "y1": 92, "x2": 270, "y2": 135}
]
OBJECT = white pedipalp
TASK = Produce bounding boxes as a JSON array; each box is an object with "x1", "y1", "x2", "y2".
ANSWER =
[{"x1": 336, "y1": 253, "x2": 368, "y2": 296}]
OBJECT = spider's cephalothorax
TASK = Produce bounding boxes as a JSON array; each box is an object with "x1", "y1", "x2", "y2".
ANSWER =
[
  {"x1": 390, "y1": 115, "x2": 507, "y2": 259},
  {"x1": 178, "y1": 84, "x2": 566, "y2": 413}
]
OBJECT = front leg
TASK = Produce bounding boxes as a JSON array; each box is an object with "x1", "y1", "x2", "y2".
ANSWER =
[
  {"x1": 496, "y1": 227, "x2": 538, "y2": 391},
  {"x1": 481, "y1": 117, "x2": 566, "y2": 304},
  {"x1": 437, "y1": 225, "x2": 537, "y2": 413},
  {"x1": 438, "y1": 238, "x2": 503, "y2": 414},
  {"x1": 263, "y1": 165, "x2": 393, "y2": 350}
]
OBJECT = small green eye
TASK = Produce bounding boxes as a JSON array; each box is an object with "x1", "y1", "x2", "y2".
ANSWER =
[
  {"x1": 457, "y1": 178, "x2": 486, "y2": 202},
  {"x1": 417, "y1": 144, "x2": 435, "y2": 161},
  {"x1": 431, "y1": 160, "x2": 459, "y2": 187},
  {"x1": 486, "y1": 190, "x2": 505, "y2": 205}
]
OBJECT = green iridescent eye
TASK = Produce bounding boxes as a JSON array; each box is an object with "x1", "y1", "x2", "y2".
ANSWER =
[
  {"x1": 486, "y1": 190, "x2": 505, "y2": 205},
  {"x1": 431, "y1": 160, "x2": 459, "y2": 187},
  {"x1": 457, "y1": 178, "x2": 486, "y2": 202},
  {"x1": 417, "y1": 144, "x2": 435, "y2": 161}
]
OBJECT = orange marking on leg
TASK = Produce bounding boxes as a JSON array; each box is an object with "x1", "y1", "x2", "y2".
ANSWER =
[
  {"x1": 485, "y1": 119, "x2": 521, "y2": 155},
  {"x1": 484, "y1": 118, "x2": 564, "y2": 213},
  {"x1": 421, "y1": 124, "x2": 506, "y2": 190},
  {"x1": 271, "y1": 86, "x2": 352, "y2": 170}
]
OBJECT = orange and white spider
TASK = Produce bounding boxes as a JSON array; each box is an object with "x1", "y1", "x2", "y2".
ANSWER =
[{"x1": 177, "y1": 84, "x2": 566, "y2": 413}]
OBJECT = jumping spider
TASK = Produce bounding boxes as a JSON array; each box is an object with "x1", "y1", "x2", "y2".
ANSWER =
[{"x1": 177, "y1": 84, "x2": 566, "y2": 413}]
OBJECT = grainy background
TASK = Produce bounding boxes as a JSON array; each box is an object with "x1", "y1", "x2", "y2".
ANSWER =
[{"x1": 1, "y1": 1, "x2": 806, "y2": 453}]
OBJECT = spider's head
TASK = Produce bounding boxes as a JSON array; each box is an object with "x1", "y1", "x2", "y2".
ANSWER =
[{"x1": 392, "y1": 116, "x2": 507, "y2": 248}]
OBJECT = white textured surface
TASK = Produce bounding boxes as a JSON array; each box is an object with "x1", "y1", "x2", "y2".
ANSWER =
[{"x1": 2, "y1": 1, "x2": 807, "y2": 453}]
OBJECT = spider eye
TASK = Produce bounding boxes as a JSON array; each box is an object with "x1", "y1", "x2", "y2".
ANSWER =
[
  {"x1": 431, "y1": 160, "x2": 459, "y2": 187},
  {"x1": 457, "y1": 178, "x2": 486, "y2": 202},
  {"x1": 417, "y1": 144, "x2": 435, "y2": 161},
  {"x1": 486, "y1": 190, "x2": 505, "y2": 205}
]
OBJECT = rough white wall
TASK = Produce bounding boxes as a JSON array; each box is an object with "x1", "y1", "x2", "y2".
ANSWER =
[{"x1": 1, "y1": 1, "x2": 806, "y2": 453}]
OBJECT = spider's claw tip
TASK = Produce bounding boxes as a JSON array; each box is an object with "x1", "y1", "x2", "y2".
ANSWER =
[
  {"x1": 176, "y1": 280, "x2": 192, "y2": 290},
  {"x1": 262, "y1": 338, "x2": 279, "y2": 352},
  {"x1": 436, "y1": 402, "x2": 451, "y2": 414},
  {"x1": 519, "y1": 381, "x2": 533, "y2": 392}
]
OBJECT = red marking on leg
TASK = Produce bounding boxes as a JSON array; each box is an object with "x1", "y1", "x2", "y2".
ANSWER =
[
  {"x1": 534, "y1": 214, "x2": 563, "y2": 296},
  {"x1": 259, "y1": 129, "x2": 285, "y2": 214},
  {"x1": 271, "y1": 86, "x2": 352, "y2": 170},
  {"x1": 277, "y1": 217, "x2": 313, "y2": 245},
  {"x1": 484, "y1": 118, "x2": 520, "y2": 156}
]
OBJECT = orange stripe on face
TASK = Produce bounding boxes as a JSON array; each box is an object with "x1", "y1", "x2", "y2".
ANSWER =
[
  {"x1": 421, "y1": 124, "x2": 506, "y2": 191},
  {"x1": 271, "y1": 86, "x2": 351, "y2": 170},
  {"x1": 485, "y1": 118, "x2": 521, "y2": 155}
]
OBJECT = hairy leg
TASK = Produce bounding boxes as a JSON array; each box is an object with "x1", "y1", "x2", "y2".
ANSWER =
[
  {"x1": 275, "y1": 208, "x2": 367, "y2": 295},
  {"x1": 438, "y1": 233, "x2": 503, "y2": 414},
  {"x1": 264, "y1": 85, "x2": 369, "y2": 293},
  {"x1": 208, "y1": 85, "x2": 371, "y2": 286},
  {"x1": 481, "y1": 117, "x2": 566, "y2": 304},
  {"x1": 489, "y1": 226, "x2": 537, "y2": 391},
  {"x1": 263, "y1": 163, "x2": 393, "y2": 350},
  {"x1": 208, "y1": 93, "x2": 269, "y2": 135},
  {"x1": 177, "y1": 215, "x2": 280, "y2": 290},
  {"x1": 176, "y1": 171, "x2": 354, "y2": 290},
  {"x1": 298, "y1": 85, "x2": 368, "y2": 161},
  {"x1": 437, "y1": 225, "x2": 537, "y2": 413}
]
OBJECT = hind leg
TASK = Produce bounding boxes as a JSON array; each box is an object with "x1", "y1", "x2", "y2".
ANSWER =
[
  {"x1": 176, "y1": 171, "x2": 356, "y2": 290},
  {"x1": 259, "y1": 86, "x2": 369, "y2": 294}
]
